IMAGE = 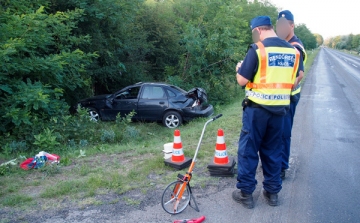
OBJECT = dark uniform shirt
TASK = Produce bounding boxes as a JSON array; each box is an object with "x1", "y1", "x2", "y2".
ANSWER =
[
  {"x1": 238, "y1": 37, "x2": 301, "y2": 115},
  {"x1": 288, "y1": 35, "x2": 304, "y2": 72},
  {"x1": 288, "y1": 35, "x2": 305, "y2": 101}
]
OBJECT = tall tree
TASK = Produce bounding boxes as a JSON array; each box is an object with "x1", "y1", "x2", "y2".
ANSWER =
[
  {"x1": 48, "y1": 0, "x2": 151, "y2": 96},
  {"x1": 294, "y1": 24, "x2": 317, "y2": 49},
  {"x1": 345, "y1": 34, "x2": 353, "y2": 50},
  {"x1": 314, "y1": 33, "x2": 324, "y2": 46},
  {"x1": 0, "y1": 0, "x2": 95, "y2": 147},
  {"x1": 351, "y1": 34, "x2": 360, "y2": 49}
]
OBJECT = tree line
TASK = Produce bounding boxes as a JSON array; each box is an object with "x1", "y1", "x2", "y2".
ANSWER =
[
  {"x1": 0, "y1": 0, "x2": 319, "y2": 153},
  {"x1": 325, "y1": 34, "x2": 360, "y2": 52}
]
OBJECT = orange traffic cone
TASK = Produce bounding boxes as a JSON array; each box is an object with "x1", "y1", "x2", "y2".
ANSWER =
[
  {"x1": 214, "y1": 129, "x2": 229, "y2": 164},
  {"x1": 207, "y1": 129, "x2": 236, "y2": 177},
  {"x1": 164, "y1": 130, "x2": 192, "y2": 170},
  {"x1": 172, "y1": 130, "x2": 185, "y2": 162}
]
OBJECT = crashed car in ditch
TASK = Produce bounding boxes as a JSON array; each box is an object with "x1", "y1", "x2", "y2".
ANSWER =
[{"x1": 76, "y1": 82, "x2": 214, "y2": 128}]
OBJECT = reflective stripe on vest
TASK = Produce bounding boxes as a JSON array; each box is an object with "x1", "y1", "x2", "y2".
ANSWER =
[
  {"x1": 245, "y1": 41, "x2": 300, "y2": 106},
  {"x1": 291, "y1": 42, "x2": 307, "y2": 65},
  {"x1": 290, "y1": 42, "x2": 307, "y2": 95},
  {"x1": 245, "y1": 90, "x2": 291, "y2": 101}
]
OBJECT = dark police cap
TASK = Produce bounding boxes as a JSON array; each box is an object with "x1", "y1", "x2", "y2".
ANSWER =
[
  {"x1": 250, "y1": 16, "x2": 272, "y2": 30},
  {"x1": 278, "y1": 10, "x2": 294, "y2": 21}
]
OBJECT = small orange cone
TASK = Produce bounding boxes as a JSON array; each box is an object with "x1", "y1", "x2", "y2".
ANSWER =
[
  {"x1": 164, "y1": 130, "x2": 192, "y2": 170},
  {"x1": 172, "y1": 130, "x2": 185, "y2": 162},
  {"x1": 213, "y1": 129, "x2": 229, "y2": 164},
  {"x1": 207, "y1": 129, "x2": 236, "y2": 177}
]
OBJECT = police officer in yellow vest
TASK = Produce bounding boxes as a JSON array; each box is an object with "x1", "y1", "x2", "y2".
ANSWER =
[
  {"x1": 276, "y1": 10, "x2": 307, "y2": 179},
  {"x1": 232, "y1": 16, "x2": 300, "y2": 208}
]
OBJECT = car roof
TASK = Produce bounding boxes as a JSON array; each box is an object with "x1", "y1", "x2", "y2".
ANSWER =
[
  {"x1": 128, "y1": 82, "x2": 171, "y2": 87},
  {"x1": 117, "y1": 82, "x2": 186, "y2": 94}
]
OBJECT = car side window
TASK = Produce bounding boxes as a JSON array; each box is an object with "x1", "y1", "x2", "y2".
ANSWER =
[
  {"x1": 141, "y1": 86, "x2": 166, "y2": 99},
  {"x1": 166, "y1": 89, "x2": 176, "y2": 98},
  {"x1": 127, "y1": 87, "x2": 140, "y2": 99},
  {"x1": 115, "y1": 86, "x2": 140, "y2": 99}
]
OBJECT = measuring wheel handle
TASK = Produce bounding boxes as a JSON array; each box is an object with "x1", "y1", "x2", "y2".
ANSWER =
[
  {"x1": 177, "y1": 173, "x2": 191, "y2": 182},
  {"x1": 212, "y1": 113, "x2": 223, "y2": 121},
  {"x1": 162, "y1": 114, "x2": 223, "y2": 214}
]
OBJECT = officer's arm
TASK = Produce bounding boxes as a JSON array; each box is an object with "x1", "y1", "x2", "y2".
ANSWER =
[
  {"x1": 236, "y1": 73, "x2": 249, "y2": 86},
  {"x1": 294, "y1": 45, "x2": 305, "y2": 86},
  {"x1": 236, "y1": 45, "x2": 257, "y2": 87},
  {"x1": 297, "y1": 70, "x2": 304, "y2": 83},
  {"x1": 293, "y1": 77, "x2": 299, "y2": 90},
  {"x1": 293, "y1": 70, "x2": 303, "y2": 90}
]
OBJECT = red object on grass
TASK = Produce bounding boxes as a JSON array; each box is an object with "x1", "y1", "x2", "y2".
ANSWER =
[
  {"x1": 20, "y1": 158, "x2": 35, "y2": 170},
  {"x1": 173, "y1": 216, "x2": 205, "y2": 223},
  {"x1": 46, "y1": 153, "x2": 60, "y2": 161},
  {"x1": 19, "y1": 153, "x2": 60, "y2": 170}
]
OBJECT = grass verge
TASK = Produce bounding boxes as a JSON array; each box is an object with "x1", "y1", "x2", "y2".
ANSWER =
[{"x1": 0, "y1": 92, "x2": 244, "y2": 211}]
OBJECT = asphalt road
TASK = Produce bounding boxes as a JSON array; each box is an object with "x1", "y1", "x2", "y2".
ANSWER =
[
  {"x1": 39, "y1": 48, "x2": 360, "y2": 223},
  {"x1": 286, "y1": 47, "x2": 360, "y2": 222}
]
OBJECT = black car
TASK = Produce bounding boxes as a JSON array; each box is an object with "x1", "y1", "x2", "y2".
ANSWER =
[{"x1": 77, "y1": 82, "x2": 214, "y2": 128}]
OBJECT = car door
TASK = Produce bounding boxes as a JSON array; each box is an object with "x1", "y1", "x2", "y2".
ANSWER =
[
  {"x1": 106, "y1": 86, "x2": 140, "y2": 119},
  {"x1": 137, "y1": 85, "x2": 169, "y2": 120}
]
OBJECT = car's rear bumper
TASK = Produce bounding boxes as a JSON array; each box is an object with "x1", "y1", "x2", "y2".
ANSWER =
[{"x1": 182, "y1": 104, "x2": 214, "y2": 121}]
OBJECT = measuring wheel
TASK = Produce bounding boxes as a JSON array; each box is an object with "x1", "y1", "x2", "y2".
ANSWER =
[
  {"x1": 161, "y1": 180, "x2": 191, "y2": 214},
  {"x1": 160, "y1": 114, "x2": 223, "y2": 214}
]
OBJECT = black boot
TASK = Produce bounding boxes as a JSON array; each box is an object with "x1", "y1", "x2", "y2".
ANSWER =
[
  {"x1": 232, "y1": 190, "x2": 254, "y2": 209},
  {"x1": 263, "y1": 190, "x2": 278, "y2": 206},
  {"x1": 280, "y1": 169, "x2": 286, "y2": 179}
]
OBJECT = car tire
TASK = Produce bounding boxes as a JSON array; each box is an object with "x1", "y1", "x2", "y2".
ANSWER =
[
  {"x1": 88, "y1": 107, "x2": 100, "y2": 122},
  {"x1": 163, "y1": 111, "x2": 182, "y2": 128}
]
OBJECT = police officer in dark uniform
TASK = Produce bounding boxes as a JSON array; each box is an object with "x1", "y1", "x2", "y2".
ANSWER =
[
  {"x1": 232, "y1": 16, "x2": 300, "y2": 208},
  {"x1": 276, "y1": 10, "x2": 307, "y2": 179}
]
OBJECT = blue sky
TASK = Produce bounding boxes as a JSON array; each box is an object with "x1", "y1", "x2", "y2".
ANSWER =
[{"x1": 269, "y1": 0, "x2": 359, "y2": 39}]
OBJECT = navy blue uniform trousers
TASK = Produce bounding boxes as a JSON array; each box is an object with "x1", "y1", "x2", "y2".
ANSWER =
[
  {"x1": 236, "y1": 106, "x2": 284, "y2": 194},
  {"x1": 281, "y1": 93, "x2": 300, "y2": 170}
]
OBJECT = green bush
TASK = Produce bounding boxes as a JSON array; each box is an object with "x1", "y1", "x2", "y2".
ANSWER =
[
  {"x1": 3, "y1": 141, "x2": 28, "y2": 155},
  {"x1": 125, "y1": 126, "x2": 140, "y2": 139},
  {"x1": 0, "y1": 165, "x2": 8, "y2": 176},
  {"x1": 79, "y1": 140, "x2": 89, "y2": 147},
  {"x1": 100, "y1": 130, "x2": 116, "y2": 143},
  {"x1": 33, "y1": 128, "x2": 60, "y2": 152},
  {"x1": 0, "y1": 2, "x2": 95, "y2": 154}
]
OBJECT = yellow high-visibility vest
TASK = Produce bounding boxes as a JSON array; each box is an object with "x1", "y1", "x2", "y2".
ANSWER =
[
  {"x1": 245, "y1": 41, "x2": 300, "y2": 106},
  {"x1": 290, "y1": 41, "x2": 307, "y2": 95}
]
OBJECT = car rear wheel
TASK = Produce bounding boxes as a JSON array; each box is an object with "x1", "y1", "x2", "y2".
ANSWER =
[
  {"x1": 163, "y1": 111, "x2": 182, "y2": 128},
  {"x1": 88, "y1": 108, "x2": 100, "y2": 122}
]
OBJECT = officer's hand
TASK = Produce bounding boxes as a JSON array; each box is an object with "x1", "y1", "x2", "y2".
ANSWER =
[
  {"x1": 236, "y1": 61, "x2": 243, "y2": 73},
  {"x1": 292, "y1": 78, "x2": 299, "y2": 90},
  {"x1": 293, "y1": 84, "x2": 299, "y2": 91}
]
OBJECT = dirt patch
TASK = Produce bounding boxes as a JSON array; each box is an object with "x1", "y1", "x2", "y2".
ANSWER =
[
  {"x1": 0, "y1": 164, "x2": 238, "y2": 223},
  {"x1": 1, "y1": 177, "x2": 237, "y2": 223}
]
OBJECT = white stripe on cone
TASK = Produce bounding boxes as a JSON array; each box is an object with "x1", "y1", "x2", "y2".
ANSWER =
[
  {"x1": 217, "y1": 136, "x2": 225, "y2": 144},
  {"x1": 174, "y1": 136, "x2": 181, "y2": 143}
]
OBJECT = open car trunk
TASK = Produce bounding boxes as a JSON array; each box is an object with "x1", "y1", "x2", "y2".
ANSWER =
[{"x1": 186, "y1": 88, "x2": 208, "y2": 105}]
